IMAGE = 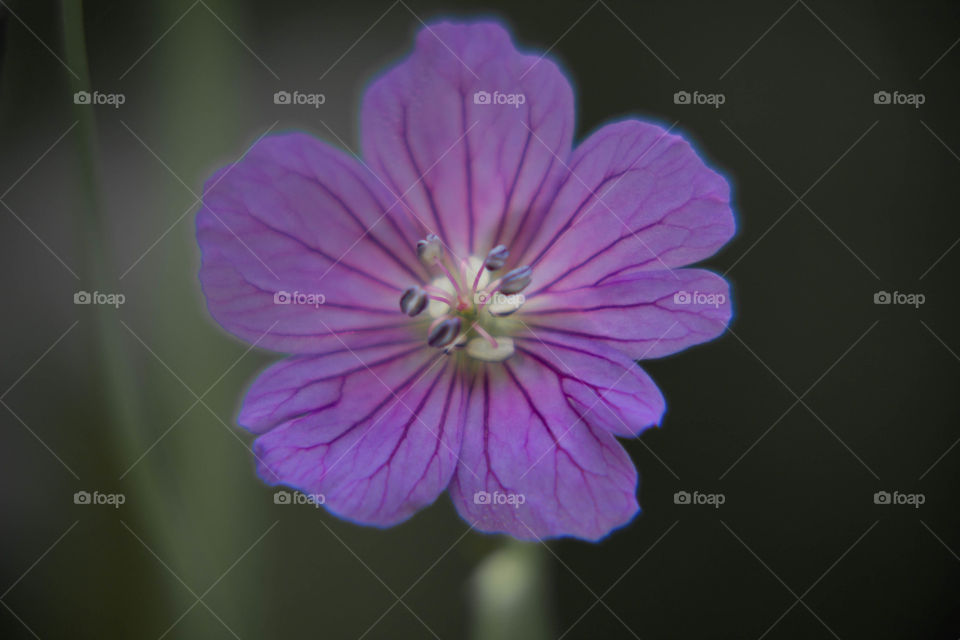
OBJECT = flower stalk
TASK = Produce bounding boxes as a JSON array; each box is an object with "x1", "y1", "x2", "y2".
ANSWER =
[
  {"x1": 61, "y1": 0, "x2": 179, "y2": 601},
  {"x1": 471, "y1": 541, "x2": 553, "y2": 640}
]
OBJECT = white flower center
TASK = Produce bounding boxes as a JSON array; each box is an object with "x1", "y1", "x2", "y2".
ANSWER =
[{"x1": 400, "y1": 238, "x2": 533, "y2": 363}]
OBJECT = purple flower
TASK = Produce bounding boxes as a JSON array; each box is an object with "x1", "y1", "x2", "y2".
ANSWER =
[{"x1": 196, "y1": 22, "x2": 734, "y2": 541}]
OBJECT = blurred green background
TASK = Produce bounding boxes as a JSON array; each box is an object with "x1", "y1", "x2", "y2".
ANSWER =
[{"x1": 1, "y1": 1, "x2": 959, "y2": 638}]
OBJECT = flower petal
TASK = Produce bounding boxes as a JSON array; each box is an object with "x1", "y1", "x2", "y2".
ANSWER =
[
  {"x1": 197, "y1": 133, "x2": 426, "y2": 354},
  {"x1": 448, "y1": 358, "x2": 639, "y2": 541},
  {"x1": 515, "y1": 334, "x2": 665, "y2": 437},
  {"x1": 242, "y1": 344, "x2": 466, "y2": 527},
  {"x1": 522, "y1": 268, "x2": 732, "y2": 360},
  {"x1": 361, "y1": 21, "x2": 574, "y2": 261},
  {"x1": 518, "y1": 120, "x2": 734, "y2": 293}
]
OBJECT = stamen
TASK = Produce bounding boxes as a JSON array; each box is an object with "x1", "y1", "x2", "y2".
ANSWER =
[
  {"x1": 472, "y1": 323, "x2": 499, "y2": 348},
  {"x1": 422, "y1": 284, "x2": 449, "y2": 296},
  {"x1": 460, "y1": 259, "x2": 471, "y2": 291},
  {"x1": 484, "y1": 245, "x2": 509, "y2": 271},
  {"x1": 427, "y1": 314, "x2": 448, "y2": 334},
  {"x1": 428, "y1": 317, "x2": 462, "y2": 348},
  {"x1": 443, "y1": 333, "x2": 467, "y2": 354},
  {"x1": 404, "y1": 244, "x2": 522, "y2": 362},
  {"x1": 399, "y1": 286, "x2": 428, "y2": 316},
  {"x1": 466, "y1": 336, "x2": 515, "y2": 362},
  {"x1": 498, "y1": 265, "x2": 532, "y2": 295},
  {"x1": 487, "y1": 293, "x2": 524, "y2": 317},
  {"x1": 434, "y1": 259, "x2": 463, "y2": 297},
  {"x1": 416, "y1": 234, "x2": 443, "y2": 264},
  {"x1": 471, "y1": 266, "x2": 485, "y2": 293}
]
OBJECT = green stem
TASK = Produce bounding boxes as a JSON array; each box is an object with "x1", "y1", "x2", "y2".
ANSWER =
[
  {"x1": 471, "y1": 540, "x2": 553, "y2": 640},
  {"x1": 61, "y1": 0, "x2": 178, "y2": 577}
]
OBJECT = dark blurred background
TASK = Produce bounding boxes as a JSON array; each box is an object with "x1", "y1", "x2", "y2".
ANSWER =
[{"x1": 1, "y1": 0, "x2": 958, "y2": 638}]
